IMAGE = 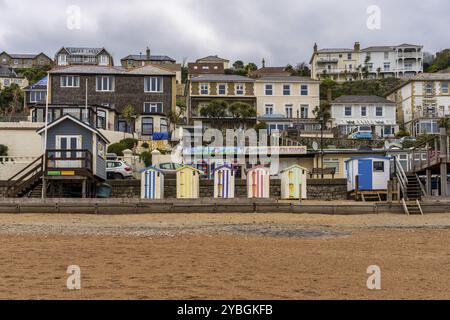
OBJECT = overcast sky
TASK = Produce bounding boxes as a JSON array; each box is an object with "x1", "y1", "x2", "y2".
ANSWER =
[{"x1": 0, "y1": 0, "x2": 448, "y2": 67}]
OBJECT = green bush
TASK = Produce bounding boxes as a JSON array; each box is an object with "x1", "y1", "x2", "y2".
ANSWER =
[
  {"x1": 120, "y1": 138, "x2": 138, "y2": 150},
  {"x1": 140, "y1": 151, "x2": 152, "y2": 167},
  {"x1": 107, "y1": 142, "x2": 127, "y2": 156}
]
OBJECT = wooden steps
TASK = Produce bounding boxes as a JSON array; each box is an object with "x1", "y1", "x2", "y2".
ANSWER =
[{"x1": 402, "y1": 199, "x2": 424, "y2": 215}]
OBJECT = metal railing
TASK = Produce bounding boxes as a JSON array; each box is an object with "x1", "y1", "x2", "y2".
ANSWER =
[
  {"x1": 395, "y1": 157, "x2": 408, "y2": 199},
  {"x1": 45, "y1": 149, "x2": 93, "y2": 172}
]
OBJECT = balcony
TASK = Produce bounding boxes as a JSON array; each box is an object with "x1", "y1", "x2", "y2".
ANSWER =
[
  {"x1": 45, "y1": 149, "x2": 93, "y2": 176},
  {"x1": 398, "y1": 52, "x2": 421, "y2": 59},
  {"x1": 317, "y1": 58, "x2": 339, "y2": 64}
]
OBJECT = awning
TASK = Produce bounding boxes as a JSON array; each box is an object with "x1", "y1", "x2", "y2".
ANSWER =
[{"x1": 335, "y1": 119, "x2": 396, "y2": 126}]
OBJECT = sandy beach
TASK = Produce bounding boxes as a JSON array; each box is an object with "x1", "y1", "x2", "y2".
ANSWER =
[{"x1": 0, "y1": 213, "x2": 449, "y2": 300}]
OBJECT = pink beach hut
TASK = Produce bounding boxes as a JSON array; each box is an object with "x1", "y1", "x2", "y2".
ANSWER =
[{"x1": 247, "y1": 165, "x2": 270, "y2": 198}]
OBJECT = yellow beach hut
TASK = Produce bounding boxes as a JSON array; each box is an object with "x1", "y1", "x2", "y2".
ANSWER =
[
  {"x1": 176, "y1": 166, "x2": 202, "y2": 199},
  {"x1": 280, "y1": 164, "x2": 308, "y2": 200}
]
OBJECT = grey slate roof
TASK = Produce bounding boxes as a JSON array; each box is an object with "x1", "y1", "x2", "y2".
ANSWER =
[
  {"x1": 122, "y1": 54, "x2": 176, "y2": 62},
  {"x1": 256, "y1": 76, "x2": 319, "y2": 82},
  {"x1": 409, "y1": 73, "x2": 450, "y2": 80},
  {"x1": 9, "y1": 53, "x2": 39, "y2": 59},
  {"x1": 332, "y1": 95, "x2": 395, "y2": 104},
  {"x1": 361, "y1": 46, "x2": 394, "y2": 52},
  {"x1": 317, "y1": 48, "x2": 354, "y2": 53},
  {"x1": 196, "y1": 55, "x2": 229, "y2": 62},
  {"x1": 49, "y1": 64, "x2": 175, "y2": 76},
  {"x1": 190, "y1": 74, "x2": 254, "y2": 82}
]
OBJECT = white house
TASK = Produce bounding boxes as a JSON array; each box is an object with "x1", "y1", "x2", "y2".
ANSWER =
[
  {"x1": 331, "y1": 95, "x2": 397, "y2": 138},
  {"x1": 386, "y1": 72, "x2": 450, "y2": 136}
]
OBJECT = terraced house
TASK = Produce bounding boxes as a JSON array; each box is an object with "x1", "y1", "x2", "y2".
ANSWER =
[
  {"x1": 29, "y1": 64, "x2": 176, "y2": 140},
  {"x1": 387, "y1": 73, "x2": 450, "y2": 136},
  {"x1": 186, "y1": 74, "x2": 256, "y2": 128},
  {"x1": 254, "y1": 76, "x2": 320, "y2": 133},
  {"x1": 0, "y1": 51, "x2": 52, "y2": 69}
]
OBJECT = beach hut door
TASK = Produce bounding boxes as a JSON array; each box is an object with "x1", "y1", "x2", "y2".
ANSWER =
[
  {"x1": 288, "y1": 170, "x2": 295, "y2": 198},
  {"x1": 358, "y1": 159, "x2": 372, "y2": 190},
  {"x1": 55, "y1": 135, "x2": 82, "y2": 168}
]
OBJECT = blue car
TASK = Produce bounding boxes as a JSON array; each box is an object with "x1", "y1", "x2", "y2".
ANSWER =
[{"x1": 349, "y1": 126, "x2": 373, "y2": 140}]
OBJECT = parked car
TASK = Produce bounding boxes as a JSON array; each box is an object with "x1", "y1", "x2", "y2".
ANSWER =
[
  {"x1": 154, "y1": 162, "x2": 184, "y2": 175},
  {"x1": 349, "y1": 126, "x2": 373, "y2": 140},
  {"x1": 106, "y1": 160, "x2": 134, "y2": 179},
  {"x1": 400, "y1": 136, "x2": 417, "y2": 144}
]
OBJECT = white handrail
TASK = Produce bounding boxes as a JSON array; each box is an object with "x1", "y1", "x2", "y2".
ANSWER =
[{"x1": 395, "y1": 157, "x2": 408, "y2": 199}]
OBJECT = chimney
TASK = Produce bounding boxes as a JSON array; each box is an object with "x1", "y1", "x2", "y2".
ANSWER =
[
  {"x1": 146, "y1": 46, "x2": 151, "y2": 60},
  {"x1": 314, "y1": 43, "x2": 318, "y2": 53},
  {"x1": 354, "y1": 42, "x2": 360, "y2": 52},
  {"x1": 262, "y1": 58, "x2": 265, "y2": 68}
]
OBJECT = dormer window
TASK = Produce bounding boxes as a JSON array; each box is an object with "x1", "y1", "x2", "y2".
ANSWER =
[
  {"x1": 99, "y1": 55, "x2": 109, "y2": 66},
  {"x1": 58, "y1": 54, "x2": 67, "y2": 66}
]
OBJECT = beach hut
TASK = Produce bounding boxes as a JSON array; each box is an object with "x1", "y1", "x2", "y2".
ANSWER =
[
  {"x1": 140, "y1": 167, "x2": 164, "y2": 199},
  {"x1": 176, "y1": 166, "x2": 202, "y2": 199},
  {"x1": 247, "y1": 165, "x2": 270, "y2": 198},
  {"x1": 280, "y1": 164, "x2": 308, "y2": 200},
  {"x1": 213, "y1": 165, "x2": 235, "y2": 198},
  {"x1": 345, "y1": 156, "x2": 392, "y2": 192}
]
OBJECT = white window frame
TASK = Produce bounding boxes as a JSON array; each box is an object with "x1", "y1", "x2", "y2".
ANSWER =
[
  {"x1": 300, "y1": 105, "x2": 309, "y2": 119},
  {"x1": 344, "y1": 106, "x2": 352, "y2": 117},
  {"x1": 375, "y1": 105, "x2": 384, "y2": 117},
  {"x1": 217, "y1": 83, "x2": 227, "y2": 95},
  {"x1": 200, "y1": 83, "x2": 209, "y2": 95},
  {"x1": 144, "y1": 77, "x2": 163, "y2": 93},
  {"x1": 60, "y1": 75, "x2": 80, "y2": 88},
  {"x1": 265, "y1": 104, "x2": 274, "y2": 115},
  {"x1": 96, "y1": 76, "x2": 115, "y2": 92},
  {"x1": 300, "y1": 85, "x2": 308, "y2": 96},
  {"x1": 143, "y1": 102, "x2": 163, "y2": 114},
  {"x1": 99, "y1": 55, "x2": 109, "y2": 66},
  {"x1": 265, "y1": 84, "x2": 273, "y2": 96},
  {"x1": 283, "y1": 84, "x2": 291, "y2": 96},
  {"x1": 285, "y1": 104, "x2": 293, "y2": 118},
  {"x1": 360, "y1": 105, "x2": 367, "y2": 117},
  {"x1": 235, "y1": 83, "x2": 245, "y2": 95}
]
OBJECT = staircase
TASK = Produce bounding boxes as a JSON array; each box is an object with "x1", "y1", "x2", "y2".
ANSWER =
[
  {"x1": 402, "y1": 199, "x2": 424, "y2": 215},
  {"x1": 405, "y1": 174, "x2": 422, "y2": 200},
  {"x1": 3, "y1": 155, "x2": 44, "y2": 198}
]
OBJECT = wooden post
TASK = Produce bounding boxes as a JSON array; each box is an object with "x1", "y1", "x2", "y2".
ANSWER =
[
  {"x1": 355, "y1": 175, "x2": 359, "y2": 199},
  {"x1": 426, "y1": 168, "x2": 432, "y2": 196},
  {"x1": 439, "y1": 128, "x2": 448, "y2": 197},
  {"x1": 82, "y1": 180, "x2": 87, "y2": 198},
  {"x1": 387, "y1": 180, "x2": 393, "y2": 203}
]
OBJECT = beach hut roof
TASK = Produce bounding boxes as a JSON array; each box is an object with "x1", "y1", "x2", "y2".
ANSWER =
[
  {"x1": 138, "y1": 166, "x2": 164, "y2": 173},
  {"x1": 280, "y1": 164, "x2": 309, "y2": 173},
  {"x1": 176, "y1": 165, "x2": 204, "y2": 174},
  {"x1": 246, "y1": 165, "x2": 270, "y2": 173},
  {"x1": 344, "y1": 155, "x2": 392, "y2": 163},
  {"x1": 212, "y1": 164, "x2": 233, "y2": 173}
]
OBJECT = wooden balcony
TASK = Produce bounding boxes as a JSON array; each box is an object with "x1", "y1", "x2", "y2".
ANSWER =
[{"x1": 45, "y1": 149, "x2": 93, "y2": 178}]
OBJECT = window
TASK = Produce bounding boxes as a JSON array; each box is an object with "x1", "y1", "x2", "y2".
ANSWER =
[
  {"x1": 383, "y1": 125, "x2": 394, "y2": 136},
  {"x1": 384, "y1": 52, "x2": 389, "y2": 59},
  {"x1": 425, "y1": 82, "x2": 433, "y2": 94},
  {"x1": 14, "y1": 59, "x2": 18, "y2": 65},
  {"x1": 265, "y1": 84, "x2": 273, "y2": 95},
  {"x1": 4, "y1": 79, "x2": 10, "y2": 86},
  {"x1": 141, "y1": 117, "x2": 154, "y2": 136},
  {"x1": 373, "y1": 161, "x2": 385, "y2": 172},
  {"x1": 143, "y1": 102, "x2": 163, "y2": 114},
  {"x1": 265, "y1": 104, "x2": 273, "y2": 115},
  {"x1": 344, "y1": 106, "x2": 352, "y2": 116},
  {"x1": 160, "y1": 118, "x2": 168, "y2": 132},
  {"x1": 300, "y1": 85, "x2": 308, "y2": 96},
  {"x1": 235, "y1": 83, "x2": 244, "y2": 95},
  {"x1": 283, "y1": 84, "x2": 291, "y2": 96},
  {"x1": 30, "y1": 91, "x2": 46, "y2": 103},
  {"x1": 300, "y1": 105, "x2": 309, "y2": 119},
  {"x1": 96, "y1": 76, "x2": 114, "y2": 92},
  {"x1": 200, "y1": 83, "x2": 209, "y2": 95},
  {"x1": 384, "y1": 62, "x2": 390, "y2": 71},
  {"x1": 97, "y1": 110, "x2": 106, "y2": 129},
  {"x1": 118, "y1": 120, "x2": 128, "y2": 133},
  {"x1": 218, "y1": 84, "x2": 226, "y2": 95},
  {"x1": 60, "y1": 75, "x2": 80, "y2": 88},
  {"x1": 442, "y1": 82, "x2": 449, "y2": 94},
  {"x1": 99, "y1": 55, "x2": 109, "y2": 65},
  {"x1": 58, "y1": 54, "x2": 67, "y2": 65},
  {"x1": 202, "y1": 66, "x2": 209, "y2": 70},
  {"x1": 361, "y1": 106, "x2": 367, "y2": 117},
  {"x1": 324, "y1": 158, "x2": 340, "y2": 173},
  {"x1": 285, "y1": 105, "x2": 293, "y2": 118},
  {"x1": 347, "y1": 53, "x2": 352, "y2": 60},
  {"x1": 376, "y1": 106, "x2": 383, "y2": 117},
  {"x1": 144, "y1": 77, "x2": 163, "y2": 92}
]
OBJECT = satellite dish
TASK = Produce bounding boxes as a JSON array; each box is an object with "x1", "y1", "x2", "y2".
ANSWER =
[{"x1": 312, "y1": 141, "x2": 319, "y2": 151}]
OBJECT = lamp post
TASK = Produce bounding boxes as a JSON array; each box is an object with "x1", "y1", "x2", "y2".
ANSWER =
[{"x1": 320, "y1": 115, "x2": 324, "y2": 179}]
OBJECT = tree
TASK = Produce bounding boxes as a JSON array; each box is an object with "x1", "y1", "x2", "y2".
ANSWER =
[
  {"x1": 312, "y1": 102, "x2": 331, "y2": 124},
  {"x1": 199, "y1": 100, "x2": 229, "y2": 129},
  {"x1": 426, "y1": 49, "x2": 450, "y2": 72},
  {"x1": 232, "y1": 60, "x2": 244, "y2": 70},
  {"x1": 245, "y1": 62, "x2": 258, "y2": 74},
  {"x1": 228, "y1": 102, "x2": 256, "y2": 129},
  {"x1": 18, "y1": 65, "x2": 51, "y2": 85},
  {"x1": 293, "y1": 62, "x2": 311, "y2": 77},
  {"x1": 121, "y1": 104, "x2": 138, "y2": 138},
  {"x1": 0, "y1": 84, "x2": 24, "y2": 119}
]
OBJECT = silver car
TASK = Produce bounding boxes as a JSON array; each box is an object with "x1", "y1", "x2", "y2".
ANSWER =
[{"x1": 106, "y1": 160, "x2": 134, "y2": 179}]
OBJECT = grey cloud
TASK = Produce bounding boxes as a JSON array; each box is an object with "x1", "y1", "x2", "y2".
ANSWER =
[{"x1": 0, "y1": 0, "x2": 448, "y2": 67}]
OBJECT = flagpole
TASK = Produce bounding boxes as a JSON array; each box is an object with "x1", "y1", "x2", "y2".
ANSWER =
[
  {"x1": 42, "y1": 71, "x2": 50, "y2": 199},
  {"x1": 85, "y1": 78, "x2": 88, "y2": 121}
]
